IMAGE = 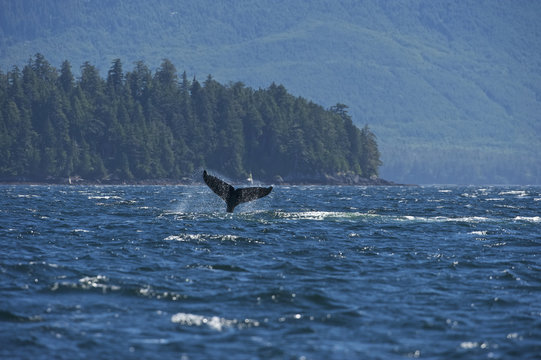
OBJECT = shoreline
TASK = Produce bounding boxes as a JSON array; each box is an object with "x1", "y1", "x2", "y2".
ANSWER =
[{"x1": 0, "y1": 176, "x2": 410, "y2": 187}]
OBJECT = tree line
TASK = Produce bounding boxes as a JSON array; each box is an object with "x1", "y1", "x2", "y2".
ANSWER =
[{"x1": 0, "y1": 54, "x2": 381, "y2": 183}]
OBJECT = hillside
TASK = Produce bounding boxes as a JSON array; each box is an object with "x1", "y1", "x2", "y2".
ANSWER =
[{"x1": 1, "y1": 0, "x2": 540, "y2": 184}]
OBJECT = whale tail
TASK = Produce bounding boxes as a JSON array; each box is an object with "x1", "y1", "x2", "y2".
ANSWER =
[{"x1": 203, "y1": 170, "x2": 272, "y2": 212}]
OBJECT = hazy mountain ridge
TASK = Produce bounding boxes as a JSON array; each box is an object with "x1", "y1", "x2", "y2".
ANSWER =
[{"x1": 1, "y1": 0, "x2": 540, "y2": 184}]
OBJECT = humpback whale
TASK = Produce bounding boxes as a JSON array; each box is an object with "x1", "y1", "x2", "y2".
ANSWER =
[{"x1": 203, "y1": 170, "x2": 272, "y2": 212}]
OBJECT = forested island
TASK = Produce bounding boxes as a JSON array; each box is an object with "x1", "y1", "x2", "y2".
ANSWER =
[{"x1": 0, "y1": 54, "x2": 388, "y2": 185}]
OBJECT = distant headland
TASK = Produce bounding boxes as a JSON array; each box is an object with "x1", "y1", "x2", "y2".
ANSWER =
[{"x1": 1, "y1": 55, "x2": 390, "y2": 186}]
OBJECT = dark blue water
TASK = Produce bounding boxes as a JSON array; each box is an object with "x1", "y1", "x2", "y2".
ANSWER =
[{"x1": 1, "y1": 185, "x2": 540, "y2": 359}]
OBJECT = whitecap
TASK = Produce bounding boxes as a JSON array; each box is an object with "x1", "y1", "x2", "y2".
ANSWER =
[
  {"x1": 496, "y1": 204, "x2": 520, "y2": 209},
  {"x1": 276, "y1": 211, "x2": 367, "y2": 221},
  {"x1": 460, "y1": 341, "x2": 488, "y2": 350},
  {"x1": 402, "y1": 215, "x2": 418, "y2": 221},
  {"x1": 469, "y1": 231, "x2": 487, "y2": 236},
  {"x1": 88, "y1": 195, "x2": 122, "y2": 200},
  {"x1": 498, "y1": 190, "x2": 527, "y2": 197},
  {"x1": 164, "y1": 233, "x2": 241, "y2": 242},
  {"x1": 449, "y1": 216, "x2": 490, "y2": 223},
  {"x1": 394, "y1": 215, "x2": 426, "y2": 222},
  {"x1": 171, "y1": 312, "x2": 259, "y2": 331},
  {"x1": 460, "y1": 341, "x2": 478, "y2": 349},
  {"x1": 398, "y1": 216, "x2": 490, "y2": 223},
  {"x1": 164, "y1": 234, "x2": 205, "y2": 242},
  {"x1": 513, "y1": 216, "x2": 540, "y2": 223},
  {"x1": 78, "y1": 275, "x2": 120, "y2": 292},
  {"x1": 485, "y1": 242, "x2": 507, "y2": 248}
]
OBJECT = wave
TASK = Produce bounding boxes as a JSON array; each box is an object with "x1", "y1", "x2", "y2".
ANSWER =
[
  {"x1": 49, "y1": 276, "x2": 187, "y2": 301},
  {"x1": 498, "y1": 190, "x2": 528, "y2": 197},
  {"x1": 269, "y1": 210, "x2": 539, "y2": 225},
  {"x1": 0, "y1": 309, "x2": 42, "y2": 322},
  {"x1": 273, "y1": 211, "x2": 373, "y2": 221},
  {"x1": 513, "y1": 216, "x2": 541, "y2": 223},
  {"x1": 50, "y1": 275, "x2": 121, "y2": 293},
  {"x1": 164, "y1": 234, "x2": 209, "y2": 242},
  {"x1": 88, "y1": 195, "x2": 123, "y2": 200},
  {"x1": 164, "y1": 234, "x2": 241, "y2": 242},
  {"x1": 244, "y1": 210, "x2": 533, "y2": 224},
  {"x1": 398, "y1": 215, "x2": 491, "y2": 223},
  {"x1": 16, "y1": 194, "x2": 40, "y2": 198},
  {"x1": 171, "y1": 312, "x2": 260, "y2": 331},
  {"x1": 137, "y1": 286, "x2": 187, "y2": 301},
  {"x1": 274, "y1": 211, "x2": 495, "y2": 224},
  {"x1": 469, "y1": 230, "x2": 488, "y2": 236},
  {"x1": 28, "y1": 260, "x2": 61, "y2": 268}
]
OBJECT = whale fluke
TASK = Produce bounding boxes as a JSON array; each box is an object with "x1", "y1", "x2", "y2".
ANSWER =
[{"x1": 203, "y1": 170, "x2": 272, "y2": 212}]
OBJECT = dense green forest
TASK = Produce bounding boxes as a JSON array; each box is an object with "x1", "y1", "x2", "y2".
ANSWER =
[{"x1": 0, "y1": 54, "x2": 381, "y2": 183}]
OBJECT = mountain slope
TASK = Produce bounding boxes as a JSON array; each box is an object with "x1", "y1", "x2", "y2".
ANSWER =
[{"x1": 1, "y1": 0, "x2": 540, "y2": 184}]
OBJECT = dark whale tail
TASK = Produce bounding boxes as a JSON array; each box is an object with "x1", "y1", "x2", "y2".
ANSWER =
[{"x1": 203, "y1": 170, "x2": 272, "y2": 212}]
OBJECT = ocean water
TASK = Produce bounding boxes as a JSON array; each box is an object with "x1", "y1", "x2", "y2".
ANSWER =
[{"x1": 1, "y1": 185, "x2": 540, "y2": 359}]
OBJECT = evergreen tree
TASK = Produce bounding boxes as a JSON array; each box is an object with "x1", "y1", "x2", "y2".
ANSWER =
[
  {"x1": 106, "y1": 58, "x2": 124, "y2": 95},
  {"x1": 58, "y1": 60, "x2": 74, "y2": 94},
  {"x1": 359, "y1": 125, "x2": 382, "y2": 177}
]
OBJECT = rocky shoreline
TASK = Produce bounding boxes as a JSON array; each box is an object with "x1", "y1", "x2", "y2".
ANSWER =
[
  {"x1": 276, "y1": 173, "x2": 405, "y2": 186},
  {"x1": 0, "y1": 173, "x2": 409, "y2": 186}
]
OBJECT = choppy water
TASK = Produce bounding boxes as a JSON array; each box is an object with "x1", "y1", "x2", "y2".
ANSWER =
[{"x1": 1, "y1": 185, "x2": 540, "y2": 359}]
